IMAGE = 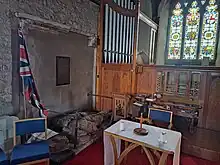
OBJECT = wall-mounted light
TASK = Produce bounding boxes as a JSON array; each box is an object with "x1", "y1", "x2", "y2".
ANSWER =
[{"x1": 88, "y1": 36, "x2": 97, "y2": 48}]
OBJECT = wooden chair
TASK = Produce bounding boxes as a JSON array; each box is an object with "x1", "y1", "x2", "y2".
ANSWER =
[
  {"x1": 113, "y1": 93, "x2": 130, "y2": 121},
  {"x1": 0, "y1": 148, "x2": 9, "y2": 165},
  {"x1": 10, "y1": 118, "x2": 50, "y2": 165},
  {"x1": 148, "y1": 107, "x2": 173, "y2": 129}
]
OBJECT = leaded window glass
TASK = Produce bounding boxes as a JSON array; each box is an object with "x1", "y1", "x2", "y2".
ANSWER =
[
  {"x1": 183, "y1": 1, "x2": 200, "y2": 60},
  {"x1": 166, "y1": 0, "x2": 219, "y2": 64},
  {"x1": 168, "y1": 3, "x2": 184, "y2": 60},
  {"x1": 200, "y1": 0, "x2": 219, "y2": 60}
]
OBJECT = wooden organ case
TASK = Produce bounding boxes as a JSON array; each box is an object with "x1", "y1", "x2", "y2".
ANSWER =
[
  {"x1": 136, "y1": 65, "x2": 220, "y2": 161},
  {"x1": 154, "y1": 70, "x2": 202, "y2": 133},
  {"x1": 136, "y1": 65, "x2": 220, "y2": 132},
  {"x1": 156, "y1": 70, "x2": 201, "y2": 101}
]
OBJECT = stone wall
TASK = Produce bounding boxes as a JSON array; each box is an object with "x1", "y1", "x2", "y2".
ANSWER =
[
  {"x1": 0, "y1": 0, "x2": 13, "y2": 115},
  {"x1": 11, "y1": 0, "x2": 99, "y2": 36},
  {"x1": 155, "y1": 2, "x2": 170, "y2": 65},
  {"x1": 138, "y1": 0, "x2": 152, "y2": 63},
  {"x1": 25, "y1": 29, "x2": 94, "y2": 116},
  {"x1": 0, "y1": 0, "x2": 99, "y2": 116},
  {"x1": 140, "y1": 0, "x2": 152, "y2": 18}
]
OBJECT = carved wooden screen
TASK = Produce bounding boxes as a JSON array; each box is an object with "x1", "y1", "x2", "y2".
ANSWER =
[
  {"x1": 96, "y1": 0, "x2": 139, "y2": 111},
  {"x1": 206, "y1": 73, "x2": 220, "y2": 131}
]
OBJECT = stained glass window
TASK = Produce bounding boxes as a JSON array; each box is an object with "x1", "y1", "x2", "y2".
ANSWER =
[
  {"x1": 200, "y1": 0, "x2": 219, "y2": 60},
  {"x1": 183, "y1": 1, "x2": 200, "y2": 60},
  {"x1": 167, "y1": 3, "x2": 184, "y2": 60},
  {"x1": 167, "y1": 0, "x2": 219, "y2": 64}
]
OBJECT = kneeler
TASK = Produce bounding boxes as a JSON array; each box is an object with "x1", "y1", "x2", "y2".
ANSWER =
[{"x1": 0, "y1": 148, "x2": 9, "y2": 165}]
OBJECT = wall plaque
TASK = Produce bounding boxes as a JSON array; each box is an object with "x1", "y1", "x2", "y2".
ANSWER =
[{"x1": 56, "y1": 56, "x2": 70, "y2": 86}]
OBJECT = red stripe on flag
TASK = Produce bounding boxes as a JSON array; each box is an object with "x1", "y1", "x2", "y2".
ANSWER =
[
  {"x1": 43, "y1": 110, "x2": 48, "y2": 117},
  {"x1": 24, "y1": 90, "x2": 31, "y2": 100},
  {"x1": 20, "y1": 71, "x2": 31, "y2": 76},
  {"x1": 24, "y1": 85, "x2": 32, "y2": 100},
  {"x1": 20, "y1": 48, "x2": 27, "y2": 59}
]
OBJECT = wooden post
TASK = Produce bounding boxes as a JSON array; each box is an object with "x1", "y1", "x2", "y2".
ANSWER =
[
  {"x1": 95, "y1": 2, "x2": 104, "y2": 111},
  {"x1": 131, "y1": 0, "x2": 141, "y2": 94}
]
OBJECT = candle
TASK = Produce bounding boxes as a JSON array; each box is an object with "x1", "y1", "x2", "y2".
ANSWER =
[
  {"x1": 160, "y1": 132, "x2": 164, "y2": 143},
  {"x1": 140, "y1": 113, "x2": 143, "y2": 128},
  {"x1": 120, "y1": 121, "x2": 125, "y2": 131},
  {"x1": 159, "y1": 132, "x2": 166, "y2": 144}
]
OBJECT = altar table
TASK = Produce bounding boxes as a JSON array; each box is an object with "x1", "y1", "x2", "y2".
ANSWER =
[{"x1": 104, "y1": 120, "x2": 181, "y2": 165}]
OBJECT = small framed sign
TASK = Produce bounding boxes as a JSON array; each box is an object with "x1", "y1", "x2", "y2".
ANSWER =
[{"x1": 56, "y1": 56, "x2": 70, "y2": 86}]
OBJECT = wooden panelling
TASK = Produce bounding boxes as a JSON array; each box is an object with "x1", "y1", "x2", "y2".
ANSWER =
[
  {"x1": 136, "y1": 66, "x2": 156, "y2": 94},
  {"x1": 206, "y1": 73, "x2": 220, "y2": 131},
  {"x1": 96, "y1": 0, "x2": 140, "y2": 110},
  {"x1": 100, "y1": 64, "x2": 132, "y2": 110},
  {"x1": 182, "y1": 128, "x2": 220, "y2": 162},
  {"x1": 134, "y1": 65, "x2": 220, "y2": 132},
  {"x1": 101, "y1": 67, "x2": 113, "y2": 110},
  {"x1": 196, "y1": 72, "x2": 206, "y2": 127},
  {"x1": 97, "y1": 62, "x2": 220, "y2": 132}
]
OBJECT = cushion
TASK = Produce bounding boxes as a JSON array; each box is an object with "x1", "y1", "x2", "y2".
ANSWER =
[
  {"x1": 11, "y1": 141, "x2": 49, "y2": 165},
  {"x1": 153, "y1": 120, "x2": 170, "y2": 129},
  {"x1": 0, "y1": 148, "x2": 8, "y2": 165}
]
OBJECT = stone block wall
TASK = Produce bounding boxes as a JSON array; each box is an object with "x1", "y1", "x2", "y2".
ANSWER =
[
  {"x1": 25, "y1": 29, "x2": 95, "y2": 115},
  {"x1": 0, "y1": 0, "x2": 99, "y2": 116},
  {"x1": 0, "y1": 0, "x2": 13, "y2": 115},
  {"x1": 11, "y1": 0, "x2": 99, "y2": 36},
  {"x1": 155, "y1": 2, "x2": 169, "y2": 65}
]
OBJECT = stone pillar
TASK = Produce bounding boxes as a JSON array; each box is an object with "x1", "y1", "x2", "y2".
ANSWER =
[
  {"x1": 141, "y1": 0, "x2": 152, "y2": 18},
  {"x1": 156, "y1": 2, "x2": 170, "y2": 65},
  {"x1": 0, "y1": 0, "x2": 13, "y2": 115},
  {"x1": 138, "y1": 0, "x2": 152, "y2": 61}
]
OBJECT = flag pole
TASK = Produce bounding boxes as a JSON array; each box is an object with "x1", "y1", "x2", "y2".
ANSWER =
[
  {"x1": 22, "y1": 76, "x2": 27, "y2": 119},
  {"x1": 19, "y1": 20, "x2": 27, "y2": 119},
  {"x1": 22, "y1": 76, "x2": 28, "y2": 143}
]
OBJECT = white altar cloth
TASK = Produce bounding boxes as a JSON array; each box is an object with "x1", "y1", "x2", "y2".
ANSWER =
[{"x1": 104, "y1": 120, "x2": 181, "y2": 165}]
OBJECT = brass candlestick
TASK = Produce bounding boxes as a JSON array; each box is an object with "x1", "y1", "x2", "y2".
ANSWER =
[{"x1": 134, "y1": 113, "x2": 149, "y2": 136}]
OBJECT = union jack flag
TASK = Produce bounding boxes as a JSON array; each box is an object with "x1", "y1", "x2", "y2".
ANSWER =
[{"x1": 19, "y1": 30, "x2": 48, "y2": 118}]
